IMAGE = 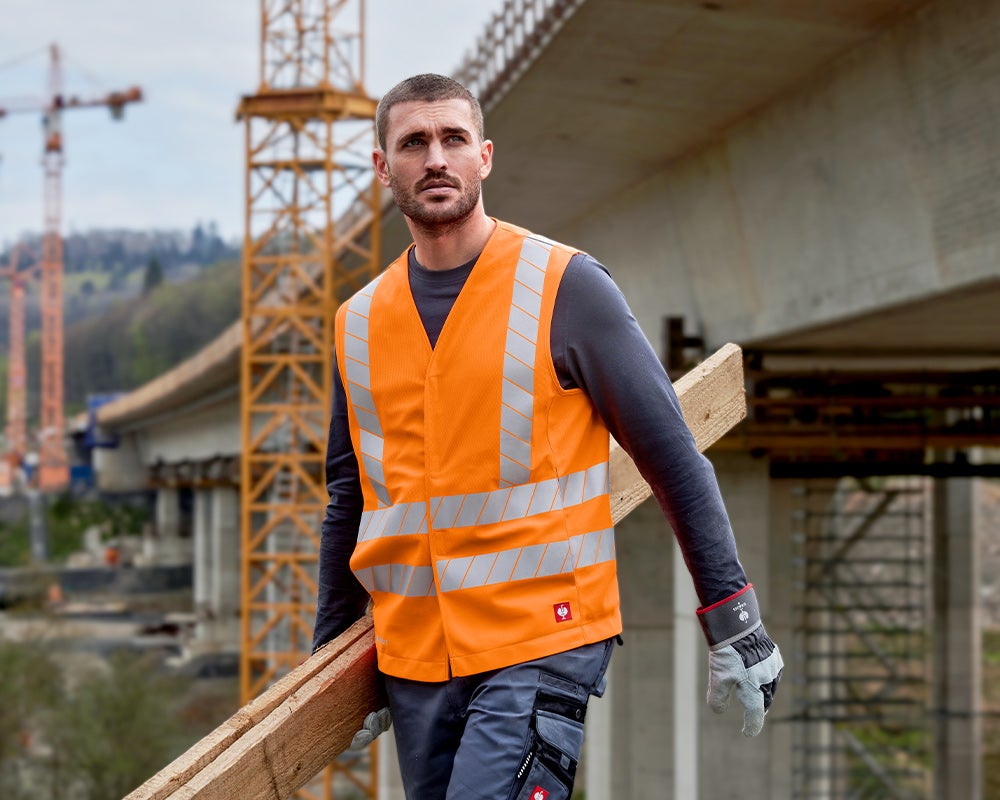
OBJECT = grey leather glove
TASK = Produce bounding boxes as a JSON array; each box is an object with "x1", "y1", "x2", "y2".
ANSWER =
[
  {"x1": 349, "y1": 707, "x2": 392, "y2": 750},
  {"x1": 698, "y1": 584, "x2": 783, "y2": 737}
]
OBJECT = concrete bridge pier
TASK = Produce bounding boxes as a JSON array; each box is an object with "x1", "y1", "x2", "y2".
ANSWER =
[
  {"x1": 932, "y1": 478, "x2": 982, "y2": 800},
  {"x1": 192, "y1": 486, "x2": 241, "y2": 653},
  {"x1": 151, "y1": 487, "x2": 191, "y2": 565},
  {"x1": 589, "y1": 450, "x2": 787, "y2": 800}
]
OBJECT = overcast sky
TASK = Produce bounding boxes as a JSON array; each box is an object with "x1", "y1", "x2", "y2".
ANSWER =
[{"x1": 0, "y1": 1, "x2": 501, "y2": 246}]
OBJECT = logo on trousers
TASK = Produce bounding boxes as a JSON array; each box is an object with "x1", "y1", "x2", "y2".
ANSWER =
[
  {"x1": 553, "y1": 602, "x2": 572, "y2": 623},
  {"x1": 531, "y1": 788, "x2": 549, "y2": 800}
]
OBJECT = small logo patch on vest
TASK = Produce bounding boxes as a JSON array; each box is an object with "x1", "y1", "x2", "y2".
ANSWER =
[
  {"x1": 531, "y1": 787, "x2": 549, "y2": 800},
  {"x1": 553, "y1": 602, "x2": 572, "y2": 623}
]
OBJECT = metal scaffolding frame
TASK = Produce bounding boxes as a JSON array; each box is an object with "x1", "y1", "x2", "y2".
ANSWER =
[
  {"x1": 238, "y1": 1, "x2": 381, "y2": 797},
  {"x1": 791, "y1": 477, "x2": 932, "y2": 799}
]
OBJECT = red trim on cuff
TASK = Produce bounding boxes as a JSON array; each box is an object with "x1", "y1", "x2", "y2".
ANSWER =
[{"x1": 696, "y1": 583, "x2": 753, "y2": 616}]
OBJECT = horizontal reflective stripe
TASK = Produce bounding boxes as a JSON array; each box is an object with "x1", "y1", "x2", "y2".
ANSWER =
[
  {"x1": 343, "y1": 273, "x2": 390, "y2": 507},
  {"x1": 353, "y1": 564, "x2": 436, "y2": 597},
  {"x1": 436, "y1": 527, "x2": 615, "y2": 593},
  {"x1": 358, "y1": 501, "x2": 429, "y2": 542},
  {"x1": 431, "y1": 462, "x2": 608, "y2": 530}
]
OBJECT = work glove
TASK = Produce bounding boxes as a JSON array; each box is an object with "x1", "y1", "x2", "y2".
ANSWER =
[
  {"x1": 349, "y1": 707, "x2": 392, "y2": 750},
  {"x1": 697, "y1": 584, "x2": 783, "y2": 737}
]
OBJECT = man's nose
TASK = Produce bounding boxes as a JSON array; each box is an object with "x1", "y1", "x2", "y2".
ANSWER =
[{"x1": 424, "y1": 140, "x2": 448, "y2": 172}]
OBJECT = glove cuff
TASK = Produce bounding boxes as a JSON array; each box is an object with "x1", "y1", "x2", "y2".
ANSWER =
[{"x1": 697, "y1": 584, "x2": 760, "y2": 648}]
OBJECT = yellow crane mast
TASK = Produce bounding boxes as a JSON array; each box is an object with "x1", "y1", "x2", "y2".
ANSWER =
[{"x1": 237, "y1": 1, "x2": 381, "y2": 796}]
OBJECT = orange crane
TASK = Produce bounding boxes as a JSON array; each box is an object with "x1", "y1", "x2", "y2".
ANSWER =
[
  {"x1": 236, "y1": 1, "x2": 381, "y2": 796},
  {"x1": 0, "y1": 43, "x2": 141, "y2": 491},
  {"x1": 1, "y1": 243, "x2": 35, "y2": 460},
  {"x1": 0, "y1": 243, "x2": 35, "y2": 493}
]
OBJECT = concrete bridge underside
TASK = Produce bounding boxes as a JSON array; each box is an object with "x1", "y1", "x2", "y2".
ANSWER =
[{"x1": 94, "y1": 1, "x2": 998, "y2": 797}]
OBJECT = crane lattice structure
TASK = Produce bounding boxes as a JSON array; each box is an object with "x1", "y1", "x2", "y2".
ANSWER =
[
  {"x1": 0, "y1": 43, "x2": 141, "y2": 491},
  {"x1": 237, "y1": 1, "x2": 381, "y2": 796},
  {"x1": 1, "y1": 244, "x2": 33, "y2": 460}
]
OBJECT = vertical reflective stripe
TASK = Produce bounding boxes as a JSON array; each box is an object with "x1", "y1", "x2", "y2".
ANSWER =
[
  {"x1": 352, "y1": 563, "x2": 437, "y2": 597},
  {"x1": 343, "y1": 274, "x2": 390, "y2": 506},
  {"x1": 500, "y1": 236, "x2": 553, "y2": 487},
  {"x1": 429, "y1": 462, "x2": 609, "y2": 530},
  {"x1": 435, "y1": 527, "x2": 616, "y2": 592}
]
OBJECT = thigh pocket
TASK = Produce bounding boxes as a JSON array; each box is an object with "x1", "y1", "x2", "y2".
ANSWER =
[{"x1": 509, "y1": 694, "x2": 586, "y2": 800}]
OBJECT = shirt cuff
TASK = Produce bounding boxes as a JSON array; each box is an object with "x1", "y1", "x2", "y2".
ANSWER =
[{"x1": 696, "y1": 584, "x2": 760, "y2": 648}]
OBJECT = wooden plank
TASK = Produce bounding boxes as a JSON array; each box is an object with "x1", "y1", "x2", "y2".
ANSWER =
[
  {"x1": 125, "y1": 343, "x2": 745, "y2": 800},
  {"x1": 169, "y1": 632, "x2": 382, "y2": 800},
  {"x1": 123, "y1": 619, "x2": 376, "y2": 800}
]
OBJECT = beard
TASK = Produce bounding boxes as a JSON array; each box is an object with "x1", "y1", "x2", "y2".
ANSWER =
[{"x1": 389, "y1": 170, "x2": 482, "y2": 237}]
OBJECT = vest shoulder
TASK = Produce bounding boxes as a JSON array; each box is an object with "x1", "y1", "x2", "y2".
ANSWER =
[{"x1": 495, "y1": 219, "x2": 580, "y2": 258}]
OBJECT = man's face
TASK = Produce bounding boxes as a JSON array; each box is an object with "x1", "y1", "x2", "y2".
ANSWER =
[{"x1": 373, "y1": 98, "x2": 493, "y2": 230}]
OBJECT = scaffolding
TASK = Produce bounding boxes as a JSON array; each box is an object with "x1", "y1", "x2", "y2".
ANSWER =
[
  {"x1": 791, "y1": 478, "x2": 932, "y2": 799},
  {"x1": 237, "y1": 1, "x2": 381, "y2": 797}
]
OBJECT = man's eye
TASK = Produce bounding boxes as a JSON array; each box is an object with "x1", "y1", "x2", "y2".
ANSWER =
[{"x1": 403, "y1": 138, "x2": 424, "y2": 148}]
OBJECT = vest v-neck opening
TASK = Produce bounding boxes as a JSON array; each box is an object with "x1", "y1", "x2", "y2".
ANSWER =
[{"x1": 407, "y1": 247, "x2": 480, "y2": 350}]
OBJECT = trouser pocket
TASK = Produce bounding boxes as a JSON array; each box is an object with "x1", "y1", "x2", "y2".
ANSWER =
[{"x1": 509, "y1": 689, "x2": 587, "y2": 800}]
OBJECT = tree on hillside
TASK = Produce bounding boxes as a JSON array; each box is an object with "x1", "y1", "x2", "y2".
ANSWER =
[{"x1": 142, "y1": 257, "x2": 164, "y2": 295}]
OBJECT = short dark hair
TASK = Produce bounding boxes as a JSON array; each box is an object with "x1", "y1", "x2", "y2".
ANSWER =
[{"x1": 375, "y1": 73, "x2": 484, "y2": 151}]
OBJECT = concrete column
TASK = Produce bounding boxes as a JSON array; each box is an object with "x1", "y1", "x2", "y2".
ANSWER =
[
  {"x1": 585, "y1": 662, "x2": 613, "y2": 800},
  {"x1": 607, "y1": 498, "x2": 674, "y2": 799},
  {"x1": 700, "y1": 452, "x2": 781, "y2": 798},
  {"x1": 766, "y1": 479, "x2": 801, "y2": 800},
  {"x1": 193, "y1": 489, "x2": 213, "y2": 642},
  {"x1": 932, "y1": 478, "x2": 982, "y2": 800},
  {"x1": 673, "y1": 538, "x2": 699, "y2": 799},
  {"x1": 210, "y1": 486, "x2": 241, "y2": 651},
  {"x1": 154, "y1": 487, "x2": 190, "y2": 564}
]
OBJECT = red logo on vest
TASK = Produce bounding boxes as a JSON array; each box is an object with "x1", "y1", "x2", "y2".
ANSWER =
[
  {"x1": 531, "y1": 787, "x2": 549, "y2": 800},
  {"x1": 553, "y1": 602, "x2": 572, "y2": 623}
]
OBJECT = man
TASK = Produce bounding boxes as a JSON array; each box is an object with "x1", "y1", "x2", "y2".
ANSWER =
[{"x1": 313, "y1": 73, "x2": 783, "y2": 800}]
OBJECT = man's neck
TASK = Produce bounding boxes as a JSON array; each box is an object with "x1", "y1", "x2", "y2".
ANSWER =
[{"x1": 408, "y1": 211, "x2": 496, "y2": 271}]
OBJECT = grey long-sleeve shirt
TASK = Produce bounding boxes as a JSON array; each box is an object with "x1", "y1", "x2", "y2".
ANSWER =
[{"x1": 312, "y1": 248, "x2": 748, "y2": 652}]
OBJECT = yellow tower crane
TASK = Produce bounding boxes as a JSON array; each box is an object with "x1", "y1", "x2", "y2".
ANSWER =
[{"x1": 237, "y1": 1, "x2": 382, "y2": 797}]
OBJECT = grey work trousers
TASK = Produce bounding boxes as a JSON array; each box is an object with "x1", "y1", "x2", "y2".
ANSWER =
[{"x1": 384, "y1": 638, "x2": 616, "y2": 800}]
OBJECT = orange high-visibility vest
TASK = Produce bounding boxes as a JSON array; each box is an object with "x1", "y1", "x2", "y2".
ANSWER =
[{"x1": 336, "y1": 220, "x2": 621, "y2": 681}]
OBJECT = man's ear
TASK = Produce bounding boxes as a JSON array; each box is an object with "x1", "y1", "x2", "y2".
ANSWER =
[
  {"x1": 479, "y1": 139, "x2": 494, "y2": 180},
  {"x1": 373, "y1": 149, "x2": 392, "y2": 186}
]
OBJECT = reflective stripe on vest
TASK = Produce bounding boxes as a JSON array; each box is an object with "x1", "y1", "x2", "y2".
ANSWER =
[
  {"x1": 343, "y1": 274, "x2": 390, "y2": 507},
  {"x1": 356, "y1": 462, "x2": 608, "y2": 543},
  {"x1": 431, "y1": 461, "x2": 608, "y2": 530},
  {"x1": 436, "y1": 527, "x2": 615, "y2": 593},
  {"x1": 358, "y1": 500, "x2": 428, "y2": 543},
  {"x1": 354, "y1": 564, "x2": 437, "y2": 597},
  {"x1": 500, "y1": 237, "x2": 553, "y2": 486}
]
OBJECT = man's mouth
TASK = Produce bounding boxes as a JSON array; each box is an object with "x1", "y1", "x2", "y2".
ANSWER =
[{"x1": 419, "y1": 178, "x2": 458, "y2": 192}]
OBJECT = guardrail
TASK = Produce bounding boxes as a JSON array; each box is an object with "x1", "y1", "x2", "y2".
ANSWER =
[{"x1": 454, "y1": 0, "x2": 586, "y2": 111}]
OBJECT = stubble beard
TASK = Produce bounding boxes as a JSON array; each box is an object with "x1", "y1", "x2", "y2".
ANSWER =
[{"x1": 390, "y1": 172, "x2": 482, "y2": 239}]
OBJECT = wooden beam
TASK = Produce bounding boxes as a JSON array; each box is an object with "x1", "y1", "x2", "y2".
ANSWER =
[
  {"x1": 124, "y1": 343, "x2": 746, "y2": 800},
  {"x1": 124, "y1": 619, "x2": 378, "y2": 800}
]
